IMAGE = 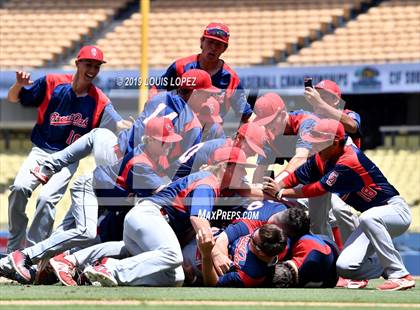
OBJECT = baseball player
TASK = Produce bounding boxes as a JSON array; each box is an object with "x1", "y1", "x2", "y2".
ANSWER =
[
  {"x1": 5, "y1": 46, "x2": 129, "y2": 253},
  {"x1": 263, "y1": 119, "x2": 415, "y2": 291},
  {"x1": 197, "y1": 223, "x2": 286, "y2": 287},
  {"x1": 197, "y1": 97, "x2": 225, "y2": 142},
  {"x1": 272, "y1": 208, "x2": 339, "y2": 288},
  {"x1": 150, "y1": 22, "x2": 253, "y2": 123},
  {"x1": 76, "y1": 147, "x2": 255, "y2": 287},
  {"x1": 2, "y1": 117, "x2": 182, "y2": 285},
  {"x1": 171, "y1": 122, "x2": 266, "y2": 180}
]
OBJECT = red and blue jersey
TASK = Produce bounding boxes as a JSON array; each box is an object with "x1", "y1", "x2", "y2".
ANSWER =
[
  {"x1": 117, "y1": 92, "x2": 201, "y2": 161},
  {"x1": 148, "y1": 171, "x2": 220, "y2": 238},
  {"x1": 171, "y1": 137, "x2": 233, "y2": 180},
  {"x1": 343, "y1": 109, "x2": 362, "y2": 148},
  {"x1": 257, "y1": 110, "x2": 318, "y2": 165},
  {"x1": 282, "y1": 234, "x2": 338, "y2": 288},
  {"x1": 223, "y1": 200, "x2": 288, "y2": 243},
  {"x1": 93, "y1": 146, "x2": 166, "y2": 209},
  {"x1": 288, "y1": 145, "x2": 399, "y2": 212},
  {"x1": 153, "y1": 54, "x2": 252, "y2": 119},
  {"x1": 217, "y1": 235, "x2": 274, "y2": 287},
  {"x1": 19, "y1": 74, "x2": 119, "y2": 151}
]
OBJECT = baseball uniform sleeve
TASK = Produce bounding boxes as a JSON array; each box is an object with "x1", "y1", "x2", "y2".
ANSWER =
[
  {"x1": 225, "y1": 221, "x2": 252, "y2": 243},
  {"x1": 188, "y1": 185, "x2": 216, "y2": 217},
  {"x1": 294, "y1": 156, "x2": 323, "y2": 185},
  {"x1": 18, "y1": 76, "x2": 47, "y2": 107},
  {"x1": 229, "y1": 82, "x2": 253, "y2": 118},
  {"x1": 99, "y1": 103, "x2": 123, "y2": 131},
  {"x1": 155, "y1": 62, "x2": 178, "y2": 91},
  {"x1": 345, "y1": 110, "x2": 363, "y2": 137},
  {"x1": 216, "y1": 271, "x2": 245, "y2": 287},
  {"x1": 128, "y1": 163, "x2": 165, "y2": 197},
  {"x1": 296, "y1": 118, "x2": 316, "y2": 149}
]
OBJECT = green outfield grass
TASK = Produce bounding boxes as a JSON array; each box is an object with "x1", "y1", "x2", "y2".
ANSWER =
[{"x1": 0, "y1": 279, "x2": 419, "y2": 310}]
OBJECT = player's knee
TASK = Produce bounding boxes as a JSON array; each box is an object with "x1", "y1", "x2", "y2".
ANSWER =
[
  {"x1": 36, "y1": 193, "x2": 55, "y2": 208},
  {"x1": 163, "y1": 247, "x2": 183, "y2": 267},
  {"x1": 336, "y1": 253, "x2": 361, "y2": 278},
  {"x1": 9, "y1": 183, "x2": 32, "y2": 197},
  {"x1": 359, "y1": 212, "x2": 379, "y2": 230}
]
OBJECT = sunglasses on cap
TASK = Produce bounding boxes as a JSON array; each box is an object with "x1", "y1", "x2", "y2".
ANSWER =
[{"x1": 205, "y1": 27, "x2": 229, "y2": 39}]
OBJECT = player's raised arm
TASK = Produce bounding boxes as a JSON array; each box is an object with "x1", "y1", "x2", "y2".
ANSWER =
[{"x1": 8, "y1": 71, "x2": 34, "y2": 103}]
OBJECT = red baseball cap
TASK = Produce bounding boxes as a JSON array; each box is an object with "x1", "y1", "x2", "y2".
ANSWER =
[
  {"x1": 237, "y1": 122, "x2": 267, "y2": 157},
  {"x1": 211, "y1": 147, "x2": 256, "y2": 168},
  {"x1": 199, "y1": 97, "x2": 223, "y2": 124},
  {"x1": 145, "y1": 117, "x2": 182, "y2": 143},
  {"x1": 180, "y1": 69, "x2": 220, "y2": 93},
  {"x1": 315, "y1": 80, "x2": 341, "y2": 98},
  {"x1": 77, "y1": 46, "x2": 106, "y2": 63},
  {"x1": 202, "y1": 22, "x2": 230, "y2": 45},
  {"x1": 254, "y1": 92, "x2": 286, "y2": 126},
  {"x1": 302, "y1": 119, "x2": 345, "y2": 144}
]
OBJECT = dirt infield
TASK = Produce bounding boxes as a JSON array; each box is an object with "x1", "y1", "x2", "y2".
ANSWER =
[{"x1": 0, "y1": 300, "x2": 419, "y2": 308}]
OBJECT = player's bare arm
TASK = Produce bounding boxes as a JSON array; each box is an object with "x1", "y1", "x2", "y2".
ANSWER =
[
  {"x1": 211, "y1": 231, "x2": 232, "y2": 275},
  {"x1": 197, "y1": 227, "x2": 219, "y2": 286},
  {"x1": 7, "y1": 71, "x2": 33, "y2": 103},
  {"x1": 304, "y1": 87, "x2": 358, "y2": 133}
]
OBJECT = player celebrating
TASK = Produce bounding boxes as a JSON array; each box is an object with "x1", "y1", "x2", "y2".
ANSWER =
[
  {"x1": 3, "y1": 117, "x2": 182, "y2": 285},
  {"x1": 150, "y1": 22, "x2": 252, "y2": 123},
  {"x1": 263, "y1": 119, "x2": 415, "y2": 291},
  {"x1": 5, "y1": 46, "x2": 129, "y2": 253}
]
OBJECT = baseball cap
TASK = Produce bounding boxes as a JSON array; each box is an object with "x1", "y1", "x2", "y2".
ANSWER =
[
  {"x1": 237, "y1": 122, "x2": 267, "y2": 157},
  {"x1": 77, "y1": 46, "x2": 106, "y2": 63},
  {"x1": 198, "y1": 97, "x2": 223, "y2": 124},
  {"x1": 315, "y1": 80, "x2": 341, "y2": 98},
  {"x1": 302, "y1": 119, "x2": 345, "y2": 144},
  {"x1": 145, "y1": 117, "x2": 183, "y2": 143},
  {"x1": 254, "y1": 92, "x2": 286, "y2": 126},
  {"x1": 202, "y1": 22, "x2": 230, "y2": 45},
  {"x1": 211, "y1": 147, "x2": 256, "y2": 168},
  {"x1": 180, "y1": 69, "x2": 220, "y2": 93}
]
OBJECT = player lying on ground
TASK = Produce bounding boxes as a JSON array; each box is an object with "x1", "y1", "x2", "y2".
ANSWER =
[{"x1": 263, "y1": 119, "x2": 415, "y2": 291}]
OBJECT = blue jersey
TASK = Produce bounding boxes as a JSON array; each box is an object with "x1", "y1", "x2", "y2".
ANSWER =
[
  {"x1": 19, "y1": 74, "x2": 120, "y2": 151},
  {"x1": 224, "y1": 200, "x2": 288, "y2": 243},
  {"x1": 217, "y1": 235, "x2": 273, "y2": 287},
  {"x1": 93, "y1": 146, "x2": 166, "y2": 209},
  {"x1": 257, "y1": 110, "x2": 318, "y2": 165},
  {"x1": 117, "y1": 92, "x2": 202, "y2": 159},
  {"x1": 201, "y1": 123, "x2": 225, "y2": 142},
  {"x1": 148, "y1": 171, "x2": 220, "y2": 238},
  {"x1": 171, "y1": 137, "x2": 232, "y2": 180},
  {"x1": 153, "y1": 54, "x2": 252, "y2": 119},
  {"x1": 343, "y1": 109, "x2": 362, "y2": 148},
  {"x1": 282, "y1": 234, "x2": 338, "y2": 288},
  {"x1": 295, "y1": 145, "x2": 399, "y2": 212}
]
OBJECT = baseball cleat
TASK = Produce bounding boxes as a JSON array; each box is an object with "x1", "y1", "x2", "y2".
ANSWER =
[
  {"x1": 49, "y1": 254, "x2": 77, "y2": 286},
  {"x1": 84, "y1": 263, "x2": 117, "y2": 287},
  {"x1": 10, "y1": 250, "x2": 33, "y2": 283},
  {"x1": 0, "y1": 255, "x2": 17, "y2": 280},
  {"x1": 377, "y1": 275, "x2": 415, "y2": 291},
  {"x1": 30, "y1": 162, "x2": 54, "y2": 185},
  {"x1": 336, "y1": 277, "x2": 368, "y2": 289}
]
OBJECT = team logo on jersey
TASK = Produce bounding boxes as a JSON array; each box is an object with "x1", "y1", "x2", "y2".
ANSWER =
[
  {"x1": 50, "y1": 112, "x2": 89, "y2": 128},
  {"x1": 326, "y1": 171, "x2": 338, "y2": 186},
  {"x1": 91, "y1": 48, "x2": 97, "y2": 57},
  {"x1": 357, "y1": 186, "x2": 378, "y2": 202}
]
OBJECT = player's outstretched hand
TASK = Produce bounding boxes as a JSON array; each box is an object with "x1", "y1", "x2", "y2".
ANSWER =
[
  {"x1": 262, "y1": 176, "x2": 281, "y2": 198},
  {"x1": 15, "y1": 71, "x2": 33, "y2": 87},
  {"x1": 197, "y1": 228, "x2": 215, "y2": 257},
  {"x1": 116, "y1": 118, "x2": 134, "y2": 131}
]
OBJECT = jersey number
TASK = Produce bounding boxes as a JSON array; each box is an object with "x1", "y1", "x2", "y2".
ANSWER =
[{"x1": 66, "y1": 130, "x2": 81, "y2": 145}]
